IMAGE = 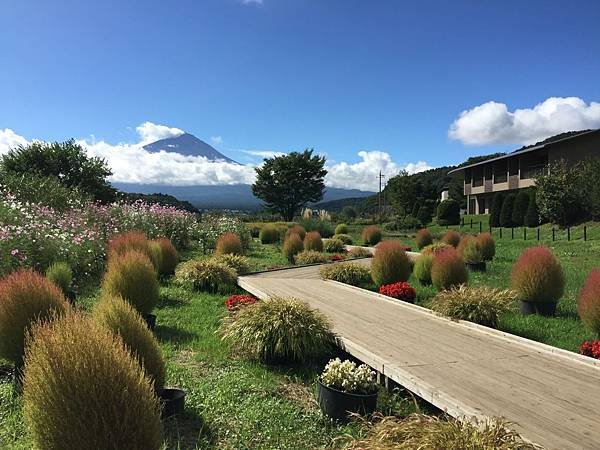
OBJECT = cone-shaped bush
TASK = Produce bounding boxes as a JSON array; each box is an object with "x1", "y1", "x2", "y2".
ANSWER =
[
  {"x1": 152, "y1": 237, "x2": 179, "y2": 276},
  {"x1": 335, "y1": 223, "x2": 348, "y2": 235},
  {"x1": 457, "y1": 236, "x2": 484, "y2": 264},
  {"x1": 23, "y1": 312, "x2": 162, "y2": 450},
  {"x1": 441, "y1": 230, "x2": 461, "y2": 248},
  {"x1": 175, "y1": 259, "x2": 237, "y2": 293},
  {"x1": 512, "y1": 191, "x2": 530, "y2": 227},
  {"x1": 93, "y1": 295, "x2": 165, "y2": 392},
  {"x1": 101, "y1": 250, "x2": 159, "y2": 315},
  {"x1": 510, "y1": 246, "x2": 564, "y2": 304},
  {"x1": 430, "y1": 248, "x2": 468, "y2": 291},
  {"x1": 283, "y1": 234, "x2": 304, "y2": 263},
  {"x1": 259, "y1": 224, "x2": 279, "y2": 244},
  {"x1": 524, "y1": 190, "x2": 539, "y2": 227},
  {"x1": 304, "y1": 231, "x2": 323, "y2": 252},
  {"x1": 477, "y1": 232, "x2": 496, "y2": 261},
  {"x1": 285, "y1": 225, "x2": 306, "y2": 241},
  {"x1": 499, "y1": 194, "x2": 515, "y2": 228},
  {"x1": 107, "y1": 231, "x2": 159, "y2": 270},
  {"x1": 415, "y1": 228, "x2": 433, "y2": 250},
  {"x1": 489, "y1": 193, "x2": 505, "y2": 227},
  {"x1": 220, "y1": 297, "x2": 333, "y2": 363},
  {"x1": 371, "y1": 241, "x2": 412, "y2": 286},
  {"x1": 215, "y1": 232, "x2": 243, "y2": 256},
  {"x1": 578, "y1": 269, "x2": 600, "y2": 336},
  {"x1": 362, "y1": 225, "x2": 382, "y2": 245},
  {"x1": 414, "y1": 253, "x2": 434, "y2": 285},
  {"x1": 0, "y1": 269, "x2": 69, "y2": 364},
  {"x1": 45, "y1": 262, "x2": 72, "y2": 295}
]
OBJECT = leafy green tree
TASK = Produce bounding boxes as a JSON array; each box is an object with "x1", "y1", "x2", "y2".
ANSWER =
[
  {"x1": 579, "y1": 158, "x2": 600, "y2": 221},
  {"x1": 524, "y1": 190, "x2": 540, "y2": 227},
  {"x1": 499, "y1": 194, "x2": 516, "y2": 227},
  {"x1": 1, "y1": 139, "x2": 116, "y2": 202},
  {"x1": 411, "y1": 202, "x2": 420, "y2": 217},
  {"x1": 386, "y1": 171, "x2": 417, "y2": 217},
  {"x1": 436, "y1": 199, "x2": 460, "y2": 225},
  {"x1": 489, "y1": 193, "x2": 505, "y2": 227},
  {"x1": 252, "y1": 149, "x2": 326, "y2": 221},
  {"x1": 511, "y1": 191, "x2": 530, "y2": 226},
  {"x1": 341, "y1": 205, "x2": 358, "y2": 221},
  {"x1": 416, "y1": 204, "x2": 433, "y2": 225}
]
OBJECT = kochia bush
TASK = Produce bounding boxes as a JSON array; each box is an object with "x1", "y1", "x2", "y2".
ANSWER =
[
  {"x1": 413, "y1": 254, "x2": 434, "y2": 285},
  {"x1": 152, "y1": 237, "x2": 179, "y2": 276},
  {"x1": 362, "y1": 226, "x2": 382, "y2": 246},
  {"x1": 304, "y1": 231, "x2": 323, "y2": 252},
  {"x1": 415, "y1": 228, "x2": 433, "y2": 250},
  {"x1": 215, "y1": 232, "x2": 243, "y2": 256},
  {"x1": 285, "y1": 225, "x2": 306, "y2": 241},
  {"x1": 283, "y1": 234, "x2": 304, "y2": 263},
  {"x1": 45, "y1": 262, "x2": 73, "y2": 295},
  {"x1": 441, "y1": 230, "x2": 461, "y2": 248},
  {"x1": 107, "y1": 231, "x2": 157, "y2": 269},
  {"x1": 430, "y1": 248, "x2": 468, "y2": 291},
  {"x1": 335, "y1": 223, "x2": 348, "y2": 235},
  {"x1": 371, "y1": 241, "x2": 412, "y2": 286},
  {"x1": 457, "y1": 236, "x2": 484, "y2": 264},
  {"x1": 510, "y1": 246, "x2": 564, "y2": 304},
  {"x1": 259, "y1": 224, "x2": 280, "y2": 244},
  {"x1": 578, "y1": 269, "x2": 600, "y2": 336},
  {"x1": 477, "y1": 232, "x2": 496, "y2": 261}
]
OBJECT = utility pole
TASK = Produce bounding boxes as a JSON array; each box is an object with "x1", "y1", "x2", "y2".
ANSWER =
[{"x1": 378, "y1": 171, "x2": 385, "y2": 223}]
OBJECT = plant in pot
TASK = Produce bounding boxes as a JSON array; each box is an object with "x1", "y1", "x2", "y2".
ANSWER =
[
  {"x1": 458, "y1": 236, "x2": 486, "y2": 272},
  {"x1": 511, "y1": 246, "x2": 564, "y2": 316},
  {"x1": 317, "y1": 358, "x2": 378, "y2": 421}
]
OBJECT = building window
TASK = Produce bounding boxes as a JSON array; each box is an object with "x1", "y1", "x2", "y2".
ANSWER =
[
  {"x1": 472, "y1": 167, "x2": 483, "y2": 187},
  {"x1": 493, "y1": 160, "x2": 507, "y2": 183},
  {"x1": 520, "y1": 153, "x2": 548, "y2": 179}
]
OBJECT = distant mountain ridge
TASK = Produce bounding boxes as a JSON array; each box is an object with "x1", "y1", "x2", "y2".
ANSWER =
[{"x1": 143, "y1": 133, "x2": 238, "y2": 164}]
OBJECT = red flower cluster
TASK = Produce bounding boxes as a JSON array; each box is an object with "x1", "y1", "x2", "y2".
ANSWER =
[
  {"x1": 580, "y1": 340, "x2": 600, "y2": 359},
  {"x1": 224, "y1": 294, "x2": 257, "y2": 312},
  {"x1": 378, "y1": 281, "x2": 416, "y2": 302},
  {"x1": 330, "y1": 254, "x2": 346, "y2": 262}
]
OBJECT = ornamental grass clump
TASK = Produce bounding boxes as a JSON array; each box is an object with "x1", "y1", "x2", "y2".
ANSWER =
[
  {"x1": 511, "y1": 246, "x2": 564, "y2": 304},
  {"x1": 220, "y1": 297, "x2": 334, "y2": 363},
  {"x1": 371, "y1": 241, "x2": 412, "y2": 286},
  {"x1": 421, "y1": 242, "x2": 451, "y2": 256},
  {"x1": 415, "y1": 228, "x2": 433, "y2": 250},
  {"x1": 283, "y1": 234, "x2": 304, "y2": 263},
  {"x1": 295, "y1": 250, "x2": 329, "y2": 265},
  {"x1": 152, "y1": 237, "x2": 179, "y2": 276},
  {"x1": 259, "y1": 224, "x2": 279, "y2": 244},
  {"x1": 319, "y1": 263, "x2": 372, "y2": 286},
  {"x1": 362, "y1": 225, "x2": 382, "y2": 246},
  {"x1": 93, "y1": 295, "x2": 165, "y2": 392},
  {"x1": 285, "y1": 225, "x2": 306, "y2": 241},
  {"x1": 430, "y1": 248, "x2": 468, "y2": 291},
  {"x1": 0, "y1": 269, "x2": 69, "y2": 365},
  {"x1": 212, "y1": 254, "x2": 251, "y2": 275},
  {"x1": 304, "y1": 231, "x2": 324, "y2": 252},
  {"x1": 333, "y1": 233, "x2": 353, "y2": 245},
  {"x1": 324, "y1": 238, "x2": 345, "y2": 253},
  {"x1": 348, "y1": 247, "x2": 373, "y2": 259},
  {"x1": 477, "y1": 232, "x2": 496, "y2": 261},
  {"x1": 430, "y1": 285, "x2": 516, "y2": 328},
  {"x1": 457, "y1": 235, "x2": 484, "y2": 264},
  {"x1": 335, "y1": 223, "x2": 348, "y2": 235},
  {"x1": 413, "y1": 253, "x2": 434, "y2": 285},
  {"x1": 320, "y1": 358, "x2": 377, "y2": 394},
  {"x1": 23, "y1": 312, "x2": 162, "y2": 450},
  {"x1": 578, "y1": 269, "x2": 600, "y2": 336},
  {"x1": 441, "y1": 230, "x2": 461, "y2": 247},
  {"x1": 45, "y1": 262, "x2": 73, "y2": 296},
  {"x1": 175, "y1": 259, "x2": 237, "y2": 293},
  {"x1": 215, "y1": 232, "x2": 243, "y2": 256}
]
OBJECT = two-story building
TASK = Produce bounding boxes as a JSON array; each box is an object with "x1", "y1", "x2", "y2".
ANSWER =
[{"x1": 448, "y1": 129, "x2": 600, "y2": 215}]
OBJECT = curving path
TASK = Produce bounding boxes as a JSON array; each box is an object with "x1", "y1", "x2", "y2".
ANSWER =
[{"x1": 238, "y1": 257, "x2": 600, "y2": 450}]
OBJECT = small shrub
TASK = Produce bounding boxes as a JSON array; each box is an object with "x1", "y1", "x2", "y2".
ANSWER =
[
  {"x1": 436, "y1": 199, "x2": 460, "y2": 226},
  {"x1": 102, "y1": 251, "x2": 159, "y2": 315},
  {"x1": 225, "y1": 294, "x2": 257, "y2": 312},
  {"x1": 335, "y1": 223, "x2": 348, "y2": 234},
  {"x1": 457, "y1": 235, "x2": 484, "y2": 264},
  {"x1": 441, "y1": 230, "x2": 461, "y2": 247},
  {"x1": 283, "y1": 234, "x2": 304, "y2": 263},
  {"x1": 45, "y1": 262, "x2": 72, "y2": 295},
  {"x1": 362, "y1": 225, "x2": 382, "y2": 245},
  {"x1": 93, "y1": 295, "x2": 165, "y2": 392},
  {"x1": 304, "y1": 231, "x2": 323, "y2": 252},
  {"x1": 430, "y1": 248, "x2": 468, "y2": 291},
  {"x1": 0, "y1": 269, "x2": 69, "y2": 364},
  {"x1": 324, "y1": 238, "x2": 345, "y2": 253},
  {"x1": 152, "y1": 237, "x2": 179, "y2": 276},
  {"x1": 413, "y1": 254, "x2": 434, "y2": 284},
  {"x1": 215, "y1": 232, "x2": 243, "y2": 256},
  {"x1": 371, "y1": 241, "x2": 412, "y2": 286},
  {"x1": 213, "y1": 254, "x2": 251, "y2": 275},
  {"x1": 477, "y1": 232, "x2": 496, "y2": 261},
  {"x1": 334, "y1": 233, "x2": 353, "y2": 245},
  {"x1": 347, "y1": 247, "x2": 373, "y2": 258},
  {"x1": 295, "y1": 250, "x2": 328, "y2": 265},
  {"x1": 580, "y1": 340, "x2": 600, "y2": 359},
  {"x1": 320, "y1": 358, "x2": 377, "y2": 394},
  {"x1": 259, "y1": 224, "x2": 279, "y2": 244},
  {"x1": 107, "y1": 231, "x2": 159, "y2": 269},
  {"x1": 319, "y1": 263, "x2": 371, "y2": 286},
  {"x1": 23, "y1": 312, "x2": 163, "y2": 450},
  {"x1": 415, "y1": 228, "x2": 433, "y2": 249},
  {"x1": 416, "y1": 205, "x2": 433, "y2": 226},
  {"x1": 510, "y1": 246, "x2": 564, "y2": 303},
  {"x1": 285, "y1": 225, "x2": 306, "y2": 241},
  {"x1": 298, "y1": 218, "x2": 334, "y2": 238},
  {"x1": 220, "y1": 297, "x2": 333, "y2": 363},
  {"x1": 174, "y1": 259, "x2": 237, "y2": 293},
  {"x1": 379, "y1": 281, "x2": 416, "y2": 302},
  {"x1": 421, "y1": 242, "x2": 451, "y2": 256},
  {"x1": 400, "y1": 215, "x2": 423, "y2": 230},
  {"x1": 578, "y1": 269, "x2": 600, "y2": 335},
  {"x1": 500, "y1": 194, "x2": 516, "y2": 227},
  {"x1": 430, "y1": 285, "x2": 515, "y2": 328}
]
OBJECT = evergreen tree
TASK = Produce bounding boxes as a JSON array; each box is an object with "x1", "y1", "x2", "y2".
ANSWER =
[
  {"x1": 411, "y1": 202, "x2": 420, "y2": 217},
  {"x1": 511, "y1": 191, "x2": 530, "y2": 226},
  {"x1": 416, "y1": 205, "x2": 433, "y2": 226},
  {"x1": 524, "y1": 190, "x2": 540, "y2": 227},
  {"x1": 499, "y1": 194, "x2": 516, "y2": 227},
  {"x1": 489, "y1": 193, "x2": 505, "y2": 227}
]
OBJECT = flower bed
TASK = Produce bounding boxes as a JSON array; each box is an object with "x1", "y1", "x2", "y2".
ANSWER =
[
  {"x1": 378, "y1": 282, "x2": 416, "y2": 302},
  {"x1": 224, "y1": 294, "x2": 257, "y2": 312},
  {"x1": 580, "y1": 340, "x2": 600, "y2": 359}
]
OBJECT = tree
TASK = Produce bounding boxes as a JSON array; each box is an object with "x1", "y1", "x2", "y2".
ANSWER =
[
  {"x1": 436, "y1": 199, "x2": 460, "y2": 225},
  {"x1": 251, "y1": 149, "x2": 327, "y2": 221},
  {"x1": 411, "y1": 202, "x2": 420, "y2": 217},
  {"x1": 386, "y1": 171, "x2": 417, "y2": 217},
  {"x1": 499, "y1": 194, "x2": 516, "y2": 227},
  {"x1": 341, "y1": 206, "x2": 357, "y2": 221},
  {"x1": 416, "y1": 204, "x2": 433, "y2": 225},
  {"x1": 1, "y1": 139, "x2": 116, "y2": 202},
  {"x1": 524, "y1": 190, "x2": 540, "y2": 227},
  {"x1": 489, "y1": 193, "x2": 505, "y2": 227},
  {"x1": 512, "y1": 191, "x2": 530, "y2": 226}
]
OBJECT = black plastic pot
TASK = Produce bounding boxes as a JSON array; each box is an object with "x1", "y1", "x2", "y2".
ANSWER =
[
  {"x1": 317, "y1": 379, "x2": 378, "y2": 421},
  {"x1": 144, "y1": 313, "x2": 156, "y2": 331},
  {"x1": 160, "y1": 387, "x2": 186, "y2": 418},
  {"x1": 418, "y1": 279, "x2": 432, "y2": 286},
  {"x1": 466, "y1": 262, "x2": 486, "y2": 272},
  {"x1": 520, "y1": 301, "x2": 557, "y2": 317}
]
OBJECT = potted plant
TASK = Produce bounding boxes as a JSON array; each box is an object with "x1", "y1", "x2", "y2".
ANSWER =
[
  {"x1": 458, "y1": 236, "x2": 486, "y2": 272},
  {"x1": 317, "y1": 358, "x2": 378, "y2": 421}
]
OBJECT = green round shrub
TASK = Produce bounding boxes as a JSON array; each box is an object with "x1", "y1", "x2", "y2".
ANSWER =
[
  {"x1": 319, "y1": 263, "x2": 371, "y2": 286},
  {"x1": 212, "y1": 254, "x2": 251, "y2": 275},
  {"x1": 324, "y1": 238, "x2": 345, "y2": 253},
  {"x1": 414, "y1": 254, "x2": 434, "y2": 285},
  {"x1": 152, "y1": 237, "x2": 179, "y2": 276},
  {"x1": 283, "y1": 234, "x2": 304, "y2": 263},
  {"x1": 371, "y1": 241, "x2": 412, "y2": 286},
  {"x1": 23, "y1": 312, "x2": 163, "y2": 450},
  {"x1": 220, "y1": 297, "x2": 333, "y2": 363},
  {"x1": 436, "y1": 199, "x2": 460, "y2": 226},
  {"x1": 175, "y1": 259, "x2": 237, "y2": 293},
  {"x1": 285, "y1": 225, "x2": 306, "y2": 241},
  {"x1": 457, "y1": 236, "x2": 484, "y2": 264},
  {"x1": 216, "y1": 232, "x2": 243, "y2": 256},
  {"x1": 362, "y1": 226, "x2": 382, "y2": 246},
  {"x1": 441, "y1": 230, "x2": 461, "y2": 248},
  {"x1": 94, "y1": 295, "x2": 165, "y2": 392},
  {"x1": 333, "y1": 233, "x2": 353, "y2": 245},
  {"x1": 45, "y1": 262, "x2": 72, "y2": 295},
  {"x1": 259, "y1": 224, "x2": 280, "y2": 244},
  {"x1": 0, "y1": 269, "x2": 69, "y2": 364},
  {"x1": 415, "y1": 228, "x2": 433, "y2": 249},
  {"x1": 304, "y1": 231, "x2": 323, "y2": 252},
  {"x1": 430, "y1": 248, "x2": 468, "y2": 291},
  {"x1": 101, "y1": 251, "x2": 159, "y2": 315},
  {"x1": 510, "y1": 246, "x2": 564, "y2": 303},
  {"x1": 335, "y1": 223, "x2": 348, "y2": 234},
  {"x1": 295, "y1": 250, "x2": 329, "y2": 265}
]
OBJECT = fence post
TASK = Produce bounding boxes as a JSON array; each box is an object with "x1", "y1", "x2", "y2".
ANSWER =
[
  {"x1": 584, "y1": 225, "x2": 587, "y2": 241},
  {"x1": 461, "y1": 217, "x2": 464, "y2": 227},
  {"x1": 500, "y1": 228, "x2": 502, "y2": 239},
  {"x1": 470, "y1": 218, "x2": 473, "y2": 229},
  {"x1": 479, "y1": 222, "x2": 482, "y2": 233},
  {"x1": 524, "y1": 227, "x2": 526, "y2": 240},
  {"x1": 567, "y1": 227, "x2": 571, "y2": 241},
  {"x1": 552, "y1": 228, "x2": 555, "y2": 241},
  {"x1": 537, "y1": 227, "x2": 540, "y2": 241},
  {"x1": 511, "y1": 227, "x2": 514, "y2": 239}
]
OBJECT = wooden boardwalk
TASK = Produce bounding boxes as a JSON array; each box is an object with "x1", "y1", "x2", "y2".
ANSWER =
[{"x1": 239, "y1": 258, "x2": 600, "y2": 450}]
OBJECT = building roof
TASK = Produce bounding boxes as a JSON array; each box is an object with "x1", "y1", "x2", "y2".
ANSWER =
[{"x1": 448, "y1": 128, "x2": 600, "y2": 174}]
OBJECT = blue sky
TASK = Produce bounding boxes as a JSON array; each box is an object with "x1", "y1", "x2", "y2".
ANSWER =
[{"x1": 1, "y1": 0, "x2": 599, "y2": 190}]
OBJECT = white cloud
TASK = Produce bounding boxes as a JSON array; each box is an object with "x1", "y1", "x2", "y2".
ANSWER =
[
  {"x1": 135, "y1": 121, "x2": 184, "y2": 145},
  {"x1": 0, "y1": 128, "x2": 29, "y2": 155},
  {"x1": 449, "y1": 97, "x2": 600, "y2": 146},
  {"x1": 242, "y1": 150, "x2": 286, "y2": 159},
  {"x1": 210, "y1": 136, "x2": 223, "y2": 146}
]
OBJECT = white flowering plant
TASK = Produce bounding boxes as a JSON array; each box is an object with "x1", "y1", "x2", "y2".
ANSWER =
[{"x1": 320, "y1": 358, "x2": 378, "y2": 395}]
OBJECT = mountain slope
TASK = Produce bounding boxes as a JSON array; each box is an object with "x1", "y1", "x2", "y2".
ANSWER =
[{"x1": 143, "y1": 133, "x2": 238, "y2": 163}]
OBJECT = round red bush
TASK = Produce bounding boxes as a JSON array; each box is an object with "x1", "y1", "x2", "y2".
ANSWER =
[
  {"x1": 362, "y1": 226, "x2": 382, "y2": 246},
  {"x1": 371, "y1": 241, "x2": 412, "y2": 286},
  {"x1": 225, "y1": 294, "x2": 257, "y2": 312},
  {"x1": 578, "y1": 269, "x2": 600, "y2": 335},
  {"x1": 510, "y1": 246, "x2": 564, "y2": 304},
  {"x1": 430, "y1": 248, "x2": 468, "y2": 291},
  {"x1": 379, "y1": 282, "x2": 416, "y2": 302},
  {"x1": 477, "y1": 232, "x2": 496, "y2": 261},
  {"x1": 285, "y1": 225, "x2": 306, "y2": 241},
  {"x1": 303, "y1": 231, "x2": 323, "y2": 252},
  {"x1": 441, "y1": 230, "x2": 461, "y2": 247},
  {"x1": 215, "y1": 232, "x2": 243, "y2": 256},
  {"x1": 415, "y1": 228, "x2": 433, "y2": 250}
]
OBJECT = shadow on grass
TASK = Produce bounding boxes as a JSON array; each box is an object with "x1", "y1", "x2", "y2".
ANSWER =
[
  {"x1": 157, "y1": 293, "x2": 191, "y2": 309},
  {"x1": 164, "y1": 410, "x2": 216, "y2": 449},
  {"x1": 156, "y1": 325, "x2": 197, "y2": 345}
]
